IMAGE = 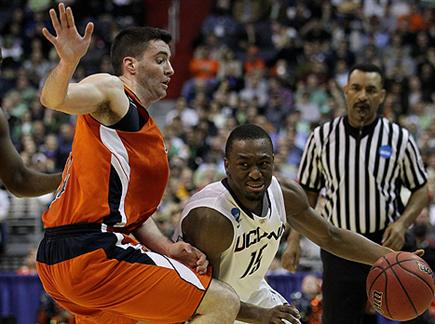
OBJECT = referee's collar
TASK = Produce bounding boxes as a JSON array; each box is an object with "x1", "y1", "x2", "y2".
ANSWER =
[{"x1": 344, "y1": 116, "x2": 380, "y2": 139}]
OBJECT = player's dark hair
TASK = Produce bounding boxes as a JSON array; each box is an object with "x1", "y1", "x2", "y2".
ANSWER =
[
  {"x1": 348, "y1": 63, "x2": 385, "y2": 86},
  {"x1": 111, "y1": 27, "x2": 172, "y2": 76},
  {"x1": 225, "y1": 124, "x2": 273, "y2": 157}
]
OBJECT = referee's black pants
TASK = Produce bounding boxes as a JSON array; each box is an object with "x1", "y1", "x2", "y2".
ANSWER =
[
  {"x1": 321, "y1": 248, "x2": 375, "y2": 324},
  {"x1": 321, "y1": 230, "x2": 431, "y2": 324}
]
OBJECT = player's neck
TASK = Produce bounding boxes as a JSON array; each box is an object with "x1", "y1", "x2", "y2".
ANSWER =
[{"x1": 119, "y1": 76, "x2": 151, "y2": 109}]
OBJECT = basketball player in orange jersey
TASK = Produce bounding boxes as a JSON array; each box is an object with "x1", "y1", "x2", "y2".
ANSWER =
[
  {"x1": 36, "y1": 3, "x2": 240, "y2": 324},
  {"x1": 0, "y1": 49, "x2": 61, "y2": 197}
]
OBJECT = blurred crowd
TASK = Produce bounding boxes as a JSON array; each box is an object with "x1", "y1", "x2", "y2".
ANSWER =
[
  {"x1": 1, "y1": 0, "x2": 434, "y2": 322},
  {"x1": 1, "y1": 0, "x2": 435, "y2": 282}
]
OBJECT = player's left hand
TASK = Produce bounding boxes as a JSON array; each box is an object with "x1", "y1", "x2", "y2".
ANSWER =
[
  {"x1": 168, "y1": 241, "x2": 209, "y2": 274},
  {"x1": 260, "y1": 304, "x2": 301, "y2": 324},
  {"x1": 382, "y1": 221, "x2": 406, "y2": 250}
]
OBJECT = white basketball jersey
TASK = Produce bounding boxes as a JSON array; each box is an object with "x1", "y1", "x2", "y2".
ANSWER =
[{"x1": 174, "y1": 176, "x2": 287, "y2": 302}]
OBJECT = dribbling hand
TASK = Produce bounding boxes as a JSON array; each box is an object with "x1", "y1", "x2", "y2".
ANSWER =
[{"x1": 42, "y1": 3, "x2": 94, "y2": 65}]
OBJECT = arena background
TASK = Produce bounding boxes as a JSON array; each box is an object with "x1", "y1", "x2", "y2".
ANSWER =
[{"x1": 0, "y1": 0, "x2": 434, "y2": 323}]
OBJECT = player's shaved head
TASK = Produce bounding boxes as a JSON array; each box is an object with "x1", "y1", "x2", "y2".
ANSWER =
[{"x1": 225, "y1": 124, "x2": 273, "y2": 158}]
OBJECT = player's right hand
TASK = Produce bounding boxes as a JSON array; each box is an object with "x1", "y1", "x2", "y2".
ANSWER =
[
  {"x1": 167, "y1": 241, "x2": 209, "y2": 274},
  {"x1": 261, "y1": 304, "x2": 301, "y2": 324},
  {"x1": 42, "y1": 3, "x2": 94, "y2": 65}
]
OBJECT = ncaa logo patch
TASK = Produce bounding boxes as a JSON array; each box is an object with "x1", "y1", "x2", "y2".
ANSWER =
[
  {"x1": 378, "y1": 145, "x2": 392, "y2": 159},
  {"x1": 231, "y1": 208, "x2": 241, "y2": 223}
]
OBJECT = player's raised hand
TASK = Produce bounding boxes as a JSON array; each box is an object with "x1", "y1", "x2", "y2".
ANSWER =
[
  {"x1": 168, "y1": 241, "x2": 209, "y2": 274},
  {"x1": 42, "y1": 3, "x2": 94, "y2": 65},
  {"x1": 260, "y1": 304, "x2": 301, "y2": 324}
]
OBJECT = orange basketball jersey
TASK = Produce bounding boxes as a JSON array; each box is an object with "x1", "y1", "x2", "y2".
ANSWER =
[{"x1": 42, "y1": 87, "x2": 169, "y2": 233}]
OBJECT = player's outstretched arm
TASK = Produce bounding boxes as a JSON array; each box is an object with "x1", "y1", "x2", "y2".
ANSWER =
[
  {"x1": 40, "y1": 3, "x2": 96, "y2": 112},
  {"x1": 40, "y1": 4, "x2": 128, "y2": 123},
  {"x1": 181, "y1": 208, "x2": 301, "y2": 323},
  {"x1": 281, "y1": 180, "x2": 393, "y2": 265},
  {"x1": 0, "y1": 111, "x2": 61, "y2": 197}
]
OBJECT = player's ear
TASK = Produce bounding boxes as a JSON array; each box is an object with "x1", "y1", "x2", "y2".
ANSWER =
[
  {"x1": 123, "y1": 57, "x2": 136, "y2": 75},
  {"x1": 343, "y1": 84, "x2": 349, "y2": 97},
  {"x1": 379, "y1": 88, "x2": 386, "y2": 104},
  {"x1": 224, "y1": 157, "x2": 229, "y2": 175}
]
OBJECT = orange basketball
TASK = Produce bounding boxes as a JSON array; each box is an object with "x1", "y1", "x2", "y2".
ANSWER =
[{"x1": 366, "y1": 251, "x2": 434, "y2": 321}]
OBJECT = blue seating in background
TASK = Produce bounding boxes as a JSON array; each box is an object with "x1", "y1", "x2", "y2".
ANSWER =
[{"x1": 0, "y1": 272, "x2": 400, "y2": 324}]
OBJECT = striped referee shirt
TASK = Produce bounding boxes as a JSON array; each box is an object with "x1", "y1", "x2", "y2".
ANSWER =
[{"x1": 298, "y1": 116, "x2": 427, "y2": 234}]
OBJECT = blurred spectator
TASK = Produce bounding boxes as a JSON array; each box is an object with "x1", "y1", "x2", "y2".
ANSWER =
[
  {"x1": 165, "y1": 97, "x2": 199, "y2": 128},
  {"x1": 16, "y1": 248, "x2": 37, "y2": 275},
  {"x1": 290, "y1": 274, "x2": 323, "y2": 324},
  {"x1": 189, "y1": 46, "x2": 219, "y2": 81}
]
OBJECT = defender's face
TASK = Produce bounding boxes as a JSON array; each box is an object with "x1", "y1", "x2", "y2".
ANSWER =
[
  {"x1": 344, "y1": 70, "x2": 386, "y2": 127},
  {"x1": 225, "y1": 139, "x2": 274, "y2": 204},
  {"x1": 136, "y1": 40, "x2": 174, "y2": 102}
]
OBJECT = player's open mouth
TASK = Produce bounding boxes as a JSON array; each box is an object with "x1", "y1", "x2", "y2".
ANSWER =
[
  {"x1": 161, "y1": 80, "x2": 170, "y2": 89},
  {"x1": 246, "y1": 183, "x2": 265, "y2": 193}
]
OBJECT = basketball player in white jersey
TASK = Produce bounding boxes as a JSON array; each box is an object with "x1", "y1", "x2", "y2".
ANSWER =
[{"x1": 174, "y1": 124, "x2": 399, "y2": 323}]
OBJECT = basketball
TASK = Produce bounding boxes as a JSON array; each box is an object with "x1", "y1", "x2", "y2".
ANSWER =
[{"x1": 366, "y1": 251, "x2": 434, "y2": 321}]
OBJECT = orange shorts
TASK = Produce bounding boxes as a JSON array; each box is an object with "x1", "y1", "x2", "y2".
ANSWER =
[{"x1": 37, "y1": 225, "x2": 211, "y2": 324}]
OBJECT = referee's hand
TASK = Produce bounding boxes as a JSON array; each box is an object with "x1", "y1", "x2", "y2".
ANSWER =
[
  {"x1": 382, "y1": 221, "x2": 406, "y2": 250},
  {"x1": 281, "y1": 243, "x2": 301, "y2": 273}
]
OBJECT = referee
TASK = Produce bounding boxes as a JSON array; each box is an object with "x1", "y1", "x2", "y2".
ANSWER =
[{"x1": 294, "y1": 63, "x2": 429, "y2": 324}]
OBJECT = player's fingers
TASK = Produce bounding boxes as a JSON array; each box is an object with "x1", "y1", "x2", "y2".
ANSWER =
[
  {"x1": 196, "y1": 263, "x2": 208, "y2": 274},
  {"x1": 276, "y1": 313, "x2": 301, "y2": 324},
  {"x1": 83, "y1": 22, "x2": 94, "y2": 41},
  {"x1": 272, "y1": 315, "x2": 300, "y2": 324},
  {"x1": 195, "y1": 252, "x2": 207, "y2": 265},
  {"x1": 58, "y1": 3, "x2": 67, "y2": 28},
  {"x1": 48, "y1": 8, "x2": 61, "y2": 33},
  {"x1": 65, "y1": 6, "x2": 75, "y2": 29},
  {"x1": 414, "y1": 249, "x2": 425, "y2": 257},
  {"x1": 280, "y1": 304, "x2": 300, "y2": 317},
  {"x1": 42, "y1": 28, "x2": 56, "y2": 44}
]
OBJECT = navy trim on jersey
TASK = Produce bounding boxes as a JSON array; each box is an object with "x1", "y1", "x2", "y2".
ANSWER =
[
  {"x1": 108, "y1": 99, "x2": 146, "y2": 132},
  {"x1": 37, "y1": 223, "x2": 155, "y2": 266},
  {"x1": 103, "y1": 166, "x2": 123, "y2": 226}
]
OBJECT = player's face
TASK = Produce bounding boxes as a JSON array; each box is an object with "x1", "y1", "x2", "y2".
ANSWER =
[
  {"x1": 344, "y1": 70, "x2": 386, "y2": 127},
  {"x1": 136, "y1": 40, "x2": 174, "y2": 102},
  {"x1": 225, "y1": 139, "x2": 274, "y2": 208}
]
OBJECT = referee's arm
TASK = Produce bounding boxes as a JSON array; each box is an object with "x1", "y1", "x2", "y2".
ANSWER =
[
  {"x1": 382, "y1": 135, "x2": 429, "y2": 250},
  {"x1": 282, "y1": 132, "x2": 324, "y2": 272}
]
